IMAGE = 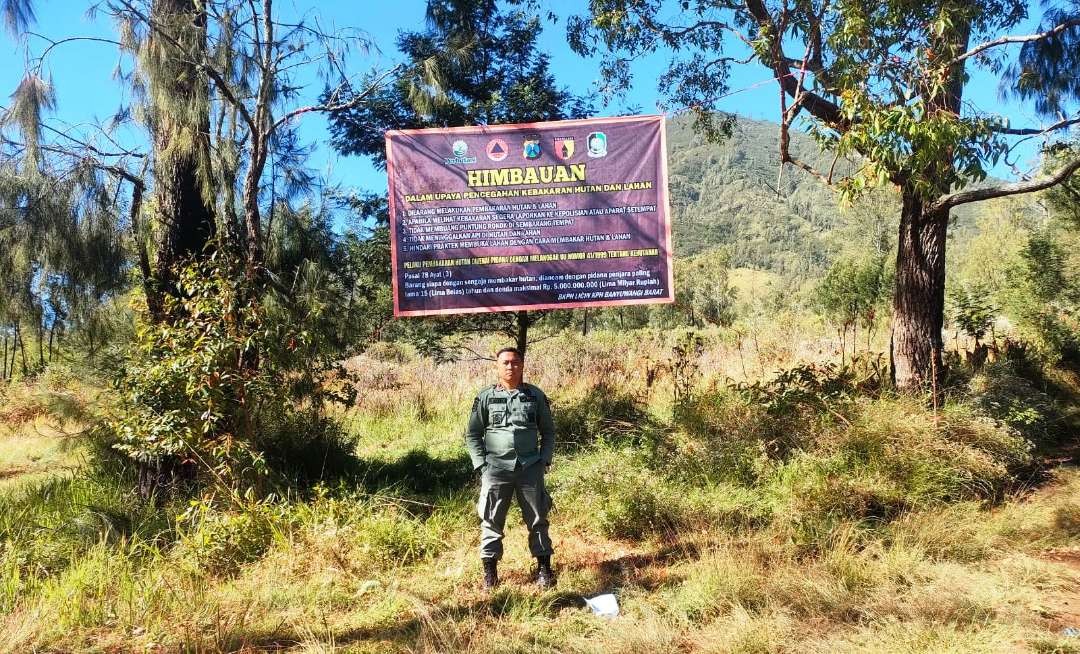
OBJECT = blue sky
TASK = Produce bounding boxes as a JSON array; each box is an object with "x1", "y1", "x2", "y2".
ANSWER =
[{"x1": 1, "y1": 1, "x2": 1056, "y2": 201}]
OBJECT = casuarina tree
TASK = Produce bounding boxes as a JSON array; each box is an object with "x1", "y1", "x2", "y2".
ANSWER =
[{"x1": 3, "y1": 0, "x2": 400, "y2": 494}]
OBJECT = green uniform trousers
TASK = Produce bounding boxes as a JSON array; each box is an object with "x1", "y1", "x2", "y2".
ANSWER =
[{"x1": 477, "y1": 460, "x2": 552, "y2": 560}]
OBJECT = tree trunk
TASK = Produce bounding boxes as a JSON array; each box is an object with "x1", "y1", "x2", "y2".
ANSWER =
[
  {"x1": 515, "y1": 310, "x2": 530, "y2": 356},
  {"x1": 16, "y1": 322, "x2": 28, "y2": 378},
  {"x1": 127, "y1": 180, "x2": 160, "y2": 320},
  {"x1": 37, "y1": 312, "x2": 44, "y2": 370},
  {"x1": 1, "y1": 330, "x2": 8, "y2": 380},
  {"x1": 891, "y1": 191, "x2": 948, "y2": 392},
  {"x1": 146, "y1": 0, "x2": 217, "y2": 322}
]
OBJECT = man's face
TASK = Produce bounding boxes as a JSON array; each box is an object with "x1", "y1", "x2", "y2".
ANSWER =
[{"x1": 496, "y1": 351, "x2": 524, "y2": 388}]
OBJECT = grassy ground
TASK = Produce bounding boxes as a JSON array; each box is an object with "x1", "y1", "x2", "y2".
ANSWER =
[{"x1": 2, "y1": 331, "x2": 1080, "y2": 653}]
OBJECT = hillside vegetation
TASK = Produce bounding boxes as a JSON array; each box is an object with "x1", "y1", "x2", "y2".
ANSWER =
[{"x1": 666, "y1": 116, "x2": 1016, "y2": 277}]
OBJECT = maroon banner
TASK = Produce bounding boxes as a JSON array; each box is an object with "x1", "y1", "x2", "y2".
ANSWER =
[{"x1": 385, "y1": 115, "x2": 674, "y2": 316}]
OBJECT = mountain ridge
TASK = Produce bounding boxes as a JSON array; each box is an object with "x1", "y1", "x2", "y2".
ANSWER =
[{"x1": 664, "y1": 114, "x2": 1001, "y2": 277}]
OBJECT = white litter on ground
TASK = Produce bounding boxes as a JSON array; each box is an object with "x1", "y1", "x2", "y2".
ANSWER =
[{"x1": 584, "y1": 593, "x2": 619, "y2": 618}]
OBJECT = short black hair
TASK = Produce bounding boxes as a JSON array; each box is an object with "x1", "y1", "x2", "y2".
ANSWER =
[{"x1": 495, "y1": 346, "x2": 524, "y2": 360}]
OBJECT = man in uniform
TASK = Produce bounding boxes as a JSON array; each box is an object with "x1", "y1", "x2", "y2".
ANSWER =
[{"x1": 465, "y1": 346, "x2": 556, "y2": 589}]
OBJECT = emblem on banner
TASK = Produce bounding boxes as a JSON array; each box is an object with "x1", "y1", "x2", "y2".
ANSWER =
[
  {"x1": 523, "y1": 134, "x2": 542, "y2": 160},
  {"x1": 444, "y1": 140, "x2": 477, "y2": 165},
  {"x1": 486, "y1": 138, "x2": 509, "y2": 162},
  {"x1": 587, "y1": 132, "x2": 607, "y2": 158},
  {"x1": 553, "y1": 136, "x2": 575, "y2": 160}
]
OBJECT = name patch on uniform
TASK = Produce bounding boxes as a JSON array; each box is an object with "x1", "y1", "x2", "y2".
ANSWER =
[{"x1": 489, "y1": 398, "x2": 507, "y2": 405}]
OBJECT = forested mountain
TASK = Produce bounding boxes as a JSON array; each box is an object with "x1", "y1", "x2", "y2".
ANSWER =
[{"x1": 665, "y1": 115, "x2": 995, "y2": 276}]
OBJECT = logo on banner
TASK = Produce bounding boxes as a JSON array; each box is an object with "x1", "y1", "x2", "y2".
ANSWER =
[
  {"x1": 523, "y1": 134, "x2": 542, "y2": 160},
  {"x1": 587, "y1": 132, "x2": 607, "y2": 158},
  {"x1": 445, "y1": 139, "x2": 477, "y2": 165},
  {"x1": 486, "y1": 138, "x2": 509, "y2": 162},
  {"x1": 553, "y1": 136, "x2": 575, "y2": 160}
]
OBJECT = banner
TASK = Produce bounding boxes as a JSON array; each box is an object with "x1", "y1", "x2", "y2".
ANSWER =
[{"x1": 385, "y1": 115, "x2": 674, "y2": 316}]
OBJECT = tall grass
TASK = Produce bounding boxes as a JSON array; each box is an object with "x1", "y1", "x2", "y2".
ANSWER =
[{"x1": 3, "y1": 328, "x2": 1080, "y2": 652}]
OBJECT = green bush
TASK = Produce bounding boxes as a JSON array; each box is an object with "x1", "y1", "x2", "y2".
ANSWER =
[
  {"x1": 555, "y1": 383, "x2": 657, "y2": 452},
  {"x1": 597, "y1": 481, "x2": 681, "y2": 540},
  {"x1": 557, "y1": 448, "x2": 686, "y2": 540},
  {"x1": 969, "y1": 361, "x2": 1063, "y2": 443},
  {"x1": 1053, "y1": 502, "x2": 1080, "y2": 538},
  {"x1": 358, "y1": 507, "x2": 443, "y2": 566},
  {"x1": 173, "y1": 498, "x2": 287, "y2": 576},
  {"x1": 669, "y1": 390, "x2": 777, "y2": 486},
  {"x1": 757, "y1": 394, "x2": 1037, "y2": 548},
  {"x1": 109, "y1": 256, "x2": 360, "y2": 495},
  {"x1": 363, "y1": 340, "x2": 413, "y2": 364}
]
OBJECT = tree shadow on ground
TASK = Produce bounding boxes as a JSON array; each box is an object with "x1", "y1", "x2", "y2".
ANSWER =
[
  {"x1": 208, "y1": 537, "x2": 703, "y2": 651},
  {"x1": 260, "y1": 414, "x2": 473, "y2": 498},
  {"x1": 352, "y1": 449, "x2": 475, "y2": 497},
  {"x1": 553, "y1": 382, "x2": 665, "y2": 456}
]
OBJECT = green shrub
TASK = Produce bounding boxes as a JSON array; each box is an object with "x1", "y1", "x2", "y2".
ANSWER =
[
  {"x1": 759, "y1": 396, "x2": 1035, "y2": 548},
  {"x1": 557, "y1": 448, "x2": 686, "y2": 540},
  {"x1": 555, "y1": 383, "x2": 657, "y2": 453},
  {"x1": 110, "y1": 257, "x2": 354, "y2": 494},
  {"x1": 597, "y1": 481, "x2": 681, "y2": 540},
  {"x1": 173, "y1": 498, "x2": 286, "y2": 576},
  {"x1": 969, "y1": 361, "x2": 1063, "y2": 443},
  {"x1": 1052, "y1": 502, "x2": 1080, "y2": 538},
  {"x1": 668, "y1": 390, "x2": 776, "y2": 486},
  {"x1": 364, "y1": 340, "x2": 412, "y2": 364},
  {"x1": 358, "y1": 507, "x2": 443, "y2": 566}
]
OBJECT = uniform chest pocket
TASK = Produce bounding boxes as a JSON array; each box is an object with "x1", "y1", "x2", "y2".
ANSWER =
[
  {"x1": 514, "y1": 401, "x2": 537, "y2": 424},
  {"x1": 488, "y1": 408, "x2": 505, "y2": 426}
]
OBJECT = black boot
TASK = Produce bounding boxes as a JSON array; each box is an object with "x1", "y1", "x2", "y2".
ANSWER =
[
  {"x1": 535, "y1": 556, "x2": 556, "y2": 589},
  {"x1": 482, "y1": 559, "x2": 499, "y2": 589}
]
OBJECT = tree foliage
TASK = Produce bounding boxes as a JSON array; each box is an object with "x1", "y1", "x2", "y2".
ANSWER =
[
  {"x1": 675, "y1": 249, "x2": 738, "y2": 327},
  {"x1": 815, "y1": 254, "x2": 891, "y2": 356},
  {"x1": 998, "y1": 229, "x2": 1080, "y2": 361},
  {"x1": 2, "y1": 0, "x2": 398, "y2": 493},
  {"x1": 326, "y1": 0, "x2": 594, "y2": 358},
  {"x1": 570, "y1": 0, "x2": 1080, "y2": 390},
  {"x1": 948, "y1": 283, "x2": 996, "y2": 346},
  {"x1": 0, "y1": 164, "x2": 126, "y2": 378},
  {"x1": 326, "y1": 0, "x2": 592, "y2": 168}
]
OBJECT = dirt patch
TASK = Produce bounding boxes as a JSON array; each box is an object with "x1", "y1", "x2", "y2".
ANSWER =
[
  {"x1": 1041, "y1": 547, "x2": 1080, "y2": 571},
  {"x1": 1036, "y1": 548, "x2": 1080, "y2": 634},
  {"x1": 0, "y1": 401, "x2": 48, "y2": 427},
  {"x1": 0, "y1": 465, "x2": 29, "y2": 480}
]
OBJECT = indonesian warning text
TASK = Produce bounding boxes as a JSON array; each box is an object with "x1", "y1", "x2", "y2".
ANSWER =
[{"x1": 384, "y1": 115, "x2": 674, "y2": 316}]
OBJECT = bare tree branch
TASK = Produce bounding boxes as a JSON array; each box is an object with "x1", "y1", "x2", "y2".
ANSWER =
[
  {"x1": 41, "y1": 123, "x2": 146, "y2": 159},
  {"x1": 991, "y1": 114, "x2": 1080, "y2": 135},
  {"x1": 743, "y1": 0, "x2": 846, "y2": 129},
  {"x1": 930, "y1": 155, "x2": 1080, "y2": 211},
  {"x1": 271, "y1": 64, "x2": 401, "y2": 133},
  {"x1": 26, "y1": 33, "x2": 124, "y2": 72},
  {"x1": 947, "y1": 17, "x2": 1080, "y2": 67}
]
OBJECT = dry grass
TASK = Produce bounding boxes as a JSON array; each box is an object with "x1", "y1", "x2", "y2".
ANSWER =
[{"x1": 3, "y1": 330, "x2": 1080, "y2": 652}]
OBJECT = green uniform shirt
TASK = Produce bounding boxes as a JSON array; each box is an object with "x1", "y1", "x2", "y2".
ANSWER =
[{"x1": 465, "y1": 383, "x2": 555, "y2": 471}]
